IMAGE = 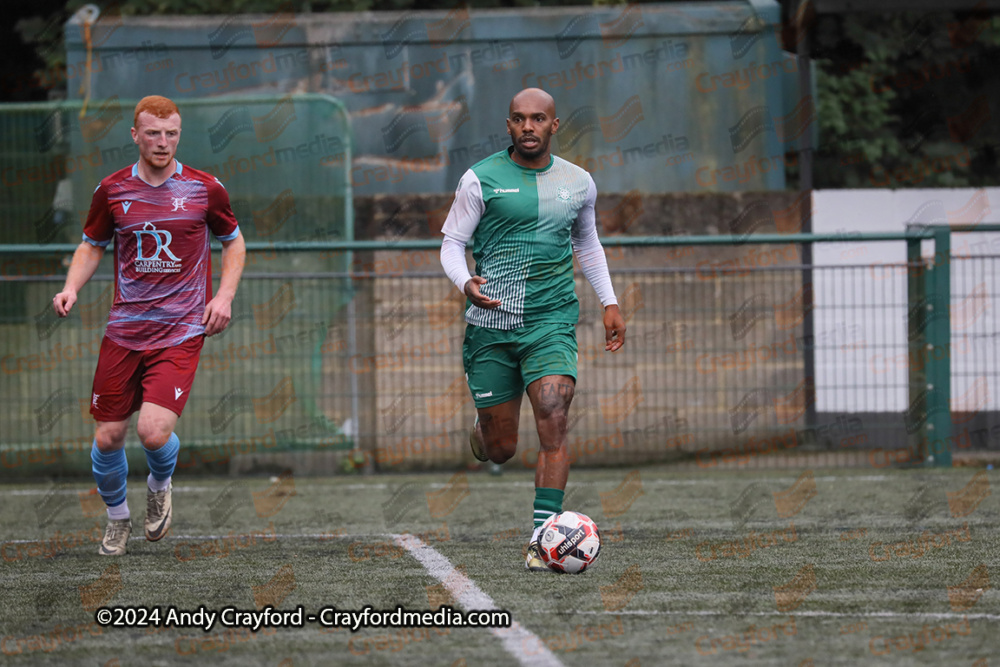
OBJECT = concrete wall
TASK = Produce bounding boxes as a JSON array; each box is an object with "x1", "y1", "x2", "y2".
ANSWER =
[{"x1": 63, "y1": 2, "x2": 804, "y2": 196}]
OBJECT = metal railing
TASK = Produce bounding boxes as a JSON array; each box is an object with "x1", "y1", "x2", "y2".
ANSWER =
[{"x1": 1, "y1": 227, "x2": 998, "y2": 476}]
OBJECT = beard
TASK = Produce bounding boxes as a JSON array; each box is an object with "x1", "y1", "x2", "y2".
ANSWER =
[{"x1": 513, "y1": 134, "x2": 549, "y2": 160}]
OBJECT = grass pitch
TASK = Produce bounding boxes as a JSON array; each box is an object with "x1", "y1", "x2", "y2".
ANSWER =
[{"x1": 0, "y1": 466, "x2": 997, "y2": 666}]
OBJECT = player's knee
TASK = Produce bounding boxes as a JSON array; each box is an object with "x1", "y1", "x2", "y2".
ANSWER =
[
  {"x1": 136, "y1": 421, "x2": 172, "y2": 449},
  {"x1": 93, "y1": 426, "x2": 126, "y2": 452},
  {"x1": 489, "y1": 448, "x2": 515, "y2": 464},
  {"x1": 535, "y1": 396, "x2": 572, "y2": 423},
  {"x1": 93, "y1": 435, "x2": 125, "y2": 453},
  {"x1": 484, "y1": 431, "x2": 518, "y2": 462},
  {"x1": 486, "y1": 430, "x2": 518, "y2": 449},
  {"x1": 536, "y1": 409, "x2": 569, "y2": 437}
]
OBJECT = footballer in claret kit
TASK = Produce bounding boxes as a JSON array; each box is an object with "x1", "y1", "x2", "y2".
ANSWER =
[{"x1": 53, "y1": 95, "x2": 246, "y2": 555}]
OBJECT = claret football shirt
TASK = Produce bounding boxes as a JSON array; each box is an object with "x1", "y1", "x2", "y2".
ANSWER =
[{"x1": 82, "y1": 161, "x2": 240, "y2": 350}]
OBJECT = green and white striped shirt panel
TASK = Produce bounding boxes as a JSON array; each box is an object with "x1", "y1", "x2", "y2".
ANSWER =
[
  {"x1": 524, "y1": 156, "x2": 595, "y2": 326},
  {"x1": 443, "y1": 149, "x2": 594, "y2": 330}
]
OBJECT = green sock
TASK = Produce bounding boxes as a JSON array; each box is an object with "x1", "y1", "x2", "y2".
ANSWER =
[{"x1": 533, "y1": 487, "x2": 564, "y2": 530}]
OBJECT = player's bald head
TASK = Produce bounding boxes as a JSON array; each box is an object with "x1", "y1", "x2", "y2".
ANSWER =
[{"x1": 509, "y1": 88, "x2": 556, "y2": 117}]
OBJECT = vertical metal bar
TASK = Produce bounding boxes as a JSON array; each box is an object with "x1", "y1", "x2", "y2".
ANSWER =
[
  {"x1": 801, "y1": 219, "x2": 816, "y2": 433},
  {"x1": 347, "y1": 295, "x2": 367, "y2": 473},
  {"x1": 795, "y1": 1, "x2": 816, "y2": 435},
  {"x1": 906, "y1": 235, "x2": 926, "y2": 460},
  {"x1": 341, "y1": 102, "x2": 363, "y2": 473},
  {"x1": 927, "y1": 227, "x2": 952, "y2": 466}
]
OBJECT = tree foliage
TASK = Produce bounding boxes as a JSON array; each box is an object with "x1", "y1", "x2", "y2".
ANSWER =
[{"x1": 812, "y1": 9, "x2": 1000, "y2": 188}]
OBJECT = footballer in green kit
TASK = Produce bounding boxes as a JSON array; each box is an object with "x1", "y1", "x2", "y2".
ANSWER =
[{"x1": 439, "y1": 88, "x2": 626, "y2": 571}]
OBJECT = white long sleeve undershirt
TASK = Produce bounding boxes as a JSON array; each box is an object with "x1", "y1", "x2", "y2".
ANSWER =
[
  {"x1": 571, "y1": 215, "x2": 618, "y2": 308},
  {"x1": 440, "y1": 236, "x2": 473, "y2": 294}
]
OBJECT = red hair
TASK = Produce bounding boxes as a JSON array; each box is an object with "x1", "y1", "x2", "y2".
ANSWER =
[{"x1": 133, "y1": 95, "x2": 180, "y2": 128}]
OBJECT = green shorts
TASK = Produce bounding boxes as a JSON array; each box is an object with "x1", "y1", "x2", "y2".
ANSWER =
[{"x1": 463, "y1": 322, "x2": 578, "y2": 408}]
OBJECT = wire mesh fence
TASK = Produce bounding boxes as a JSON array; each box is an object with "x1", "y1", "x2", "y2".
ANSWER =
[{"x1": 3, "y1": 232, "x2": 998, "y2": 477}]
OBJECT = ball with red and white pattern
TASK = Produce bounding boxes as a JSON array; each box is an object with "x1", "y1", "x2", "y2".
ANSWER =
[{"x1": 538, "y1": 511, "x2": 601, "y2": 574}]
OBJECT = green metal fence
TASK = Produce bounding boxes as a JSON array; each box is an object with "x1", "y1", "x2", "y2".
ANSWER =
[
  {"x1": 909, "y1": 224, "x2": 1000, "y2": 468},
  {"x1": 0, "y1": 94, "x2": 355, "y2": 476},
  {"x1": 2, "y1": 229, "x2": 997, "y2": 477},
  {"x1": 1, "y1": 95, "x2": 352, "y2": 244}
]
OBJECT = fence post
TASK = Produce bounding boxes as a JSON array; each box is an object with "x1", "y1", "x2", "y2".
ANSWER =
[
  {"x1": 906, "y1": 234, "x2": 927, "y2": 460},
  {"x1": 925, "y1": 227, "x2": 952, "y2": 467}
]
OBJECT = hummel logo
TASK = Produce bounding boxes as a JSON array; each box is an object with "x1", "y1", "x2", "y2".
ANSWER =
[
  {"x1": 122, "y1": 201, "x2": 133, "y2": 214},
  {"x1": 92, "y1": 393, "x2": 100, "y2": 407},
  {"x1": 475, "y1": 391, "x2": 493, "y2": 399},
  {"x1": 174, "y1": 387, "x2": 184, "y2": 400},
  {"x1": 493, "y1": 188, "x2": 520, "y2": 194},
  {"x1": 171, "y1": 197, "x2": 188, "y2": 211}
]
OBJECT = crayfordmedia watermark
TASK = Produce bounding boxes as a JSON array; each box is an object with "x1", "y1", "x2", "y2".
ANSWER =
[
  {"x1": 1, "y1": 622, "x2": 102, "y2": 655},
  {"x1": 869, "y1": 617, "x2": 971, "y2": 655},
  {"x1": 695, "y1": 616, "x2": 797, "y2": 655},
  {"x1": 2, "y1": 522, "x2": 103, "y2": 561},
  {"x1": 696, "y1": 522, "x2": 798, "y2": 561}
]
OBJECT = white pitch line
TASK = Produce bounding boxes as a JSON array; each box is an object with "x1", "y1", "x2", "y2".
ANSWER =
[
  {"x1": 0, "y1": 484, "x2": 391, "y2": 496},
  {"x1": 391, "y1": 533, "x2": 564, "y2": 667},
  {"x1": 2, "y1": 486, "x2": 242, "y2": 496},
  {"x1": 572, "y1": 610, "x2": 1000, "y2": 621},
  {"x1": 430, "y1": 476, "x2": 893, "y2": 489},
  {"x1": 3, "y1": 489, "x2": 89, "y2": 496},
  {"x1": 0, "y1": 532, "x2": 367, "y2": 544},
  {"x1": 0, "y1": 476, "x2": 895, "y2": 496}
]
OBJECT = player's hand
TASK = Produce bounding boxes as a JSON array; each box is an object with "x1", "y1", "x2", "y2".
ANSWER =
[
  {"x1": 203, "y1": 296, "x2": 232, "y2": 336},
  {"x1": 604, "y1": 304, "x2": 626, "y2": 352},
  {"x1": 53, "y1": 290, "x2": 77, "y2": 317},
  {"x1": 464, "y1": 276, "x2": 501, "y2": 310}
]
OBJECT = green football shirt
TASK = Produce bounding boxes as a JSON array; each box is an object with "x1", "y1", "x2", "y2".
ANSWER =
[{"x1": 440, "y1": 148, "x2": 598, "y2": 330}]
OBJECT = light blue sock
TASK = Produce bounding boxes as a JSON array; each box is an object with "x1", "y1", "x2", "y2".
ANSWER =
[
  {"x1": 91, "y1": 441, "x2": 128, "y2": 509},
  {"x1": 144, "y1": 432, "x2": 180, "y2": 482}
]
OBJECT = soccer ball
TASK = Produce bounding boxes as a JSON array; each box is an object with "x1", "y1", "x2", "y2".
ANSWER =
[{"x1": 538, "y1": 511, "x2": 601, "y2": 574}]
